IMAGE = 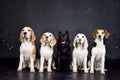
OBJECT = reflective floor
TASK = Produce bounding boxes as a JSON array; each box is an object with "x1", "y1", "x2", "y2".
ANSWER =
[{"x1": 0, "y1": 58, "x2": 120, "y2": 80}]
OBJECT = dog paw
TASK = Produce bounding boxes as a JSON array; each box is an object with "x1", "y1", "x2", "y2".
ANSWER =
[
  {"x1": 47, "y1": 69, "x2": 52, "y2": 72},
  {"x1": 17, "y1": 68, "x2": 22, "y2": 72},
  {"x1": 39, "y1": 69, "x2": 43, "y2": 72},
  {"x1": 73, "y1": 69, "x2": 77, "y2": 72},
  {"x1": 30, "y1": 69, "x2": 35, "y2": 72},
  {"x1": 105, "y1": 69, "x2": 107, "y2": 71},
  {"x1": 90, "y1": 70, "x2": 94, "y2": 74},
  {"x1": 101, "y1": 71, "x2": 105, "y2": 75},
  {"x1": 84, "y1": 70, "x2": 88, "y2": 73}
]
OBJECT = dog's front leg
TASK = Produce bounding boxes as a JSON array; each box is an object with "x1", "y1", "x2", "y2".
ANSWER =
[
  {"x1": 39, "y1": 56, "x2": 44, "y2": 72},
  {"x1": 47, "y1": 57, "x2": 52, "y2": 72},
  {"x1": 30, "y1": 56, "x2": 35, "y2": 72},
  {"x1": 73, "y1": 57, "x2": 77, "y2": 72},
  {"x1": 17, "y1": 54, "x2": 24, "y2": 71},
  {"x1": 57, "y1": 51, "x2": 60, "y2": 70},
  {"x1": 101, "y1": 56, "x2": 105, "y2": 74},
  {"x1": 90, "y1": 56, "x2": 95, "y2": 74},
  {"x1": 84, "y1": 57, "x2": 88, "y2": 73}
]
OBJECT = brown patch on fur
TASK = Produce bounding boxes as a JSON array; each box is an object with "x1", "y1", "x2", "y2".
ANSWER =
[
  {"x1": 92, "y1": 29, "x2": 110, "y2": 39},
  {"x1": 73, "y1": 37, "x2": 78, "y2": 48},
  {"x1": 50, "y1": 35, "x2": 56, "y2": 48},
  {"x1": 31, "y1": 42, "x2": 36, "y2": 59},
  {"x1": 104, "y1": 29, "x2": 110, "y2": 38},
  {"x1": 20, "y1": 29, "x2": 23, "y2": 42},
  {"x1": 83, "y1": 38, "x2": 88, "y2": 49},
  {"x1": 20, "y1": 27, "x2": 36, "y2": 42},
  {"x1": 92, "y1": 29, "x2": 98, "y2": 38},
  {"x1": 31, "y1": 28, "x2": 36, "y2": 41},
  {"x1": 75, "y1": 41, "x2": 78, "y2": 48},
  {"x1": 40, "y1": 34, "x2": 45, "y2": 46}
]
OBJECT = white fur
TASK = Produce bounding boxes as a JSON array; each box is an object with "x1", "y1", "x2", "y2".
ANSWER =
[
  {"x1": 72, "y1": 33, "x2": 88, "y2": 73},
  {"x1": 17, "y1": 27, "x2": 36, "y2": 72},
  {"x1": 90, "y1": 39, "x2": 106, "y2": 74},
  {"x1": 39, "y1": 32, "x2": 56, "y2": 72}
]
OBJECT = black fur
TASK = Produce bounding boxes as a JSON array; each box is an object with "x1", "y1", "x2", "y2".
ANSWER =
[
  {"x1": 93, "y1": 37, "x2": 106, "y2": 48},
  {"x1": 54, "y1": 31, "x2": 71, "y2": 71},
  {"x1": 103, "y1": 37, "x2": 106, "y2": 45},
  {"x1": 92, "y1": 42, "x2": 97, "y2": 47},
  {"x1": 90, "y1": 37, "x2": 106, "y2": 56}
]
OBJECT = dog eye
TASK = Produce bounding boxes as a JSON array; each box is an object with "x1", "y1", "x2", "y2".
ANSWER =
[
  {"x1": 82, "y1": 36, "x2": 84, "y2": 38},
  {"x1": 96, "y1": 32, "x2": 99, "y2": 34},
  {"x1": 28, "y1": 30, "x2": 31, "y2": 31},
  {"x1": 49, "y1": 35, "x2": 52, "y2": 37},
  {"x1": 22, "y1": 29, "x2": 24, "y2": 31},
  {"x1": 77, "y1": 36, "x2": 79, "y2": 38},
  {"x1": 44, "y1": 34, "x2": 46, "y2": 36},
  {"x1": 102, "y1": 32, "x2": 104, "y2": 34}
]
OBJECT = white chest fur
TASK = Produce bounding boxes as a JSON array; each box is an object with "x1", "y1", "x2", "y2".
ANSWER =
[
  {"x1": 73, "y1": 47, "x2": 88, "y2": 63},
  {"x1": 40, "y1": 46, "x2": 53, "y2": 59},
  {"x1": 92, "y1": 40, "x2": 106, "y2": 60},
  {"x1": 20, "y1": 42, "x2": 34, "y2": 57}
]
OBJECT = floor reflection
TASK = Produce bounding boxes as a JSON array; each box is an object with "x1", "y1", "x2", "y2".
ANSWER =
[{"x1": 17, "y1": 71, "x2": 106, "y2": 80}]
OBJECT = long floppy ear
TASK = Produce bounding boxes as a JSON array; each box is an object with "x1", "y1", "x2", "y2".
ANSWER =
[
  {"x1": 92, "y1": 29, "x2": 98, "y2": 38},
  {"x1": 31, "y1": 28, "x2": 36, "y2": 41},
  {"x1": 40, "y1": 34, "x2": 45, "y2": 46},
  {"x1": 73, "y1": 36, "x2": 78, "y2": 48},
  {"x1": 50, "y1": 34, "x2": 56, "y2": 47},
  {"x1": 83, "y1": 36, "x2": 88, "y2": 49},
  {"x1": 20, "y1": 29, "x2": 23, "y2": 42},
  {"x1": 104, "y1": 29, "x2": 110, "y2": 38}
]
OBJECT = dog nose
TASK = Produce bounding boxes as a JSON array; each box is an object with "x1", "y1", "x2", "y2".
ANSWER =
[
  {"x1": 24, "y1": 32, "x2": 27, "y2": 35},
  {"x1": 79, "y1": 39, "x2": 81, "y2": 41},
  {"x1": 98, "y1": 35, "x2": 101, "y2": 38},
  {"x1": 46, "y1": 36, "x2": 48, "y2": 39}
]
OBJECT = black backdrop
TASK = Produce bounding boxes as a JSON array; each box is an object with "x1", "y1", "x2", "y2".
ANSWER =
[{"x1": 0, "y1": 0, "x2": 120, "y2": 59}]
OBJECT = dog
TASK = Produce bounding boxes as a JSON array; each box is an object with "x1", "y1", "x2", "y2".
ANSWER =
[
  {"x1": 54, "y1": 31, "x2": 71, "y2": 71},
  {"x1": 72, "y1": 33, "x2": 88, "y2": 73},
  {"x1": 39, "y1": 32, "x2": 56, "y2": 72},
  {"x1": 89, "y1": 29, "x2": 110, "y2": 74},
  {"x1": 17, "y1": 26, "x2": 36, "y2": 72}
]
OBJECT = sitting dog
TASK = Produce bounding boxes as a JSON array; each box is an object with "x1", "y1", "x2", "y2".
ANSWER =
[
  {"x1": 39, "y1": 32, "x2": 56, "y2": 72},
  {"x1": 17, "y1": 27, "x2": 36, "y2": 72},
  {"x1": 54, "y1": 31, "x2": 71, "y2": 71},
  {"x1": 72, "y1": 33, "x2": 88, "y2": 73},
  {"x1": 89, "y1": 29, "x2": 110, "y2": 74}
]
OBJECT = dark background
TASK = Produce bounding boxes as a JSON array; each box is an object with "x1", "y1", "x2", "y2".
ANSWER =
[{"x1": 0, "y1": 0, "x2": 120, "y2": 60}]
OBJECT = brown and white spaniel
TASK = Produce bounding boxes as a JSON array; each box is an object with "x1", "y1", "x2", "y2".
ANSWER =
[
  {"x1": 17, "y1": 26, "x2": 36, "y2": 72},
  {"x1": 90, "y1": 29, "x2": 110, "y2": 74},
  {"x1": 39, "y1": 32, "x2": 56, "y2": 72}
]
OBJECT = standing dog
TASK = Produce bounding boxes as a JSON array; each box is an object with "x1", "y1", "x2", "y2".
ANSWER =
[
  {"x1": 90, "y1": 29, "x2": 110, "y2": 74},
  {"x1": 72, "y1": 33, "x2": 88, "y2": 73},
  {"x1": 17, "y1": 27, "x2": 36, "y2": 72},
  {"x1": 54, "y1": 31, "x2": 71, "y2": 71},
  {"x1": 39, "y1": 32, "x2": 56, "y2": 72}
]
